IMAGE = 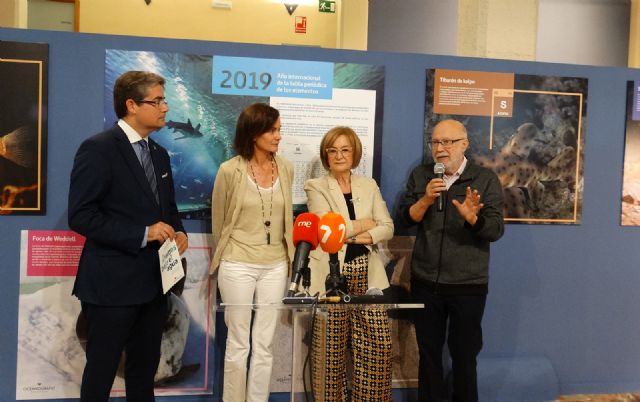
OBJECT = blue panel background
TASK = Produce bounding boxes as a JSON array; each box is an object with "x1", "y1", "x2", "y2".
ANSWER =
[{"x1": 1, "y1": 27, "x2": 639, "y2": 400}]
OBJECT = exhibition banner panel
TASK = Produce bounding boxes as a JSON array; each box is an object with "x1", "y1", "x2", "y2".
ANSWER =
[
  {"x1": 104, "y1": 50, "x2": 385, "y2": 219},
  {"x1": 16, "y1": 232, "x2": 214, "y2": 399},
  {"x1": 425, "y1": 69, "x2": 588, "y2": 224},
  {"x1": 621, "y1": 81, "x2": 640, "y2": 226},
  {"x1": 0, "y1": 41, "x2": 48, "y2": 215}
]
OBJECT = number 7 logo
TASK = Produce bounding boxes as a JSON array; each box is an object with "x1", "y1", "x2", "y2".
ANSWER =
[{"x1": 319, "y1": 223, "x2": 346, "y2": 245}]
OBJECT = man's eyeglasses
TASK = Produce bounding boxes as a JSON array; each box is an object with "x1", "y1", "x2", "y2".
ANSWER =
[
  {"x1": 429, "y1": 138, "x2": 466, "y2": 148},
  {"x1": 135, "y1": 98, "x2": 168, "y2": 108},
  {"x1": 326, "y1": 147, "x2": 353, "y2": 158}
]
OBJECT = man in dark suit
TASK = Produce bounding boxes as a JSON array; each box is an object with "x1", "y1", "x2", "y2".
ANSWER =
[{"x1": 68, "y1": 71, "x2": 188, "y2": 402}]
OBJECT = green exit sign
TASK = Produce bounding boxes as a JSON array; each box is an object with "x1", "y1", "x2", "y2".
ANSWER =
[{"x1": 319, "y1": 0, "x2": 335, "y2": 13}]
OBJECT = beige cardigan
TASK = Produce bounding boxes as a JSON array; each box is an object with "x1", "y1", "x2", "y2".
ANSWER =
[
  {"x1": 210, "y1": 155, "x2": 294, "y2": 273},
  {"x1": 304, "y1": 174, "x2": 394, "y2": 295}
]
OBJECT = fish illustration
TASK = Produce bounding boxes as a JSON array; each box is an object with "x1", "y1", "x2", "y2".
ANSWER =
[
  {"x1": 0, "y1": 126, "x2": 37, "y2": 168},
  {"x1": 166, "y1": 119, "x2": 203, "y2": 140},
  {"x1": 473, "y1": 122, "x2": 577, "y2": 218}
]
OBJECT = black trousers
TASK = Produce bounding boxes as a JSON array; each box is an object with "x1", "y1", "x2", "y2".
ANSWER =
[
  {"x1": 411, "y1": 281, "x2": 487, "y2": 402},
  {"x1": 80, "y1": 293, "x2": 167, "y2": 402}
]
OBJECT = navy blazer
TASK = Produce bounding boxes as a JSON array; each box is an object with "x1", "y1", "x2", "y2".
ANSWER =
[{"x1": 68, "y1": 125, "x2": 185, "y2": 305}]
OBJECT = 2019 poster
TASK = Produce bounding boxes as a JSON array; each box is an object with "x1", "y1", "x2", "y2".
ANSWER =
[{"x1": 104, "y1": 50, "x2": 385, "y2": 218}]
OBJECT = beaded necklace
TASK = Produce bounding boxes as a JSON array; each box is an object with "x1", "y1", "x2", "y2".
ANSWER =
[{"x1": 249, "y1": 157, "x2": 275, "y2": 245}]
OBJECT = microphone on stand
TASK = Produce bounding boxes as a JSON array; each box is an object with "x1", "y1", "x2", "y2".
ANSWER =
[
  {"x1": 318, "y1": 212, "x2": 348, "y2": 296},
  {"x1": 341, "y1": 287, "x2": 389, "y2": 303},
  {"x1": 319, "y1": 288, "x2": 390, "y2": 304},
  {"x1": 286, "y1": 213, "x2": 320, "y2": 297},
  {"x1": 325, "y1": 253, "x2": 348, "y2": 296},
  {"x1": 319, "y1": 295, "x2": 342, "y2": 303},
  {"x1": 434, "y1": 162, "x2": 445, "y2": 212}
]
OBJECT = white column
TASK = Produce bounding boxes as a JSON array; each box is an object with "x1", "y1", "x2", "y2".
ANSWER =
[
  {"x1": 629, "y1": 0, "x2": 640, "y2": 67},
  {"x1": 457, "y1": 0, "x2": 538, "y2": 61}
]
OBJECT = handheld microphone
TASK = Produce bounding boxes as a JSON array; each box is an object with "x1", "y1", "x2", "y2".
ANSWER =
[
  {"x1": 434, "y1": 162, "x2": 445, "y2": 212},
  {"x1": 287, "y1": 213, "x2": 320, "y2": 297},
  {"x1": 318, "y1": 212, "x2": 348, "y2": 296}
]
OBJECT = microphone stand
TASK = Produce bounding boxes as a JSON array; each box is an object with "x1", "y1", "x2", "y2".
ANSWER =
[
  {"x1": 301, "y1": 265, "x2": 311, "y2": 296},
  {"x1": 325, "y1": 253, "x2": 348, "y2": 296},
  {"x1": 282, "y1": 257, "x2": 317, "y2": 304}
]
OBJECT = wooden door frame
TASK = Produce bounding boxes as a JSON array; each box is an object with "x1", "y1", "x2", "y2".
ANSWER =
[{"x1": 48, "y1": 0, "x2": 79, "y2": 31}]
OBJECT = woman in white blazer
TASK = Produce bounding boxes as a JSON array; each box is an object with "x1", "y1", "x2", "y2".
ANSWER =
[{"x1": 304, "y1": 126, "x2": 394, "y2": 402}]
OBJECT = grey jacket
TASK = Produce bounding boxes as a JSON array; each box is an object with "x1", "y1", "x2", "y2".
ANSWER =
[{"x1": 398, "y1": 161, "x2": 504, "y2": 293}]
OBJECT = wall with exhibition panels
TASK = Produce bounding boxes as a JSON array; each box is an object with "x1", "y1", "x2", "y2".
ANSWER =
[{"x1": 0, "y1": 26, "x2": 639, "y2": 401}]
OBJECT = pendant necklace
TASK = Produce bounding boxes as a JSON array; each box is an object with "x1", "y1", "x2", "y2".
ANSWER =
[{"x1": 249, "y1": 157, "x2": 275, "y2": 245}]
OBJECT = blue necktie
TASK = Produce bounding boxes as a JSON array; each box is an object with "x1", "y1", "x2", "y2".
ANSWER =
[{"x1": 137, "y1": 140, "x2": 159, "y2": 203}]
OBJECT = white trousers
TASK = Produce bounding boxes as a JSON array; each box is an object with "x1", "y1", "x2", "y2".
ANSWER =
[{"x1": 218, "y1": 259, "x2": 288, "y2": 402}]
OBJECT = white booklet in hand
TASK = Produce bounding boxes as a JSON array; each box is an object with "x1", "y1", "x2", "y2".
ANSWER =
[{"x1": 159, "y1": 238, "x2": 185, "y2": 294}]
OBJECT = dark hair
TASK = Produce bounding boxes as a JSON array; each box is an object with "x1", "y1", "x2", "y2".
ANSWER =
[
  {"x1": 113, "y1": 71, "x2": 165, "y2": 119},
  {"x1": 318, "y1": 126, "x2": 363, "y2": 170},
  {"x1": 233, "y1": 103, "x2": 280, "y2": 159}
]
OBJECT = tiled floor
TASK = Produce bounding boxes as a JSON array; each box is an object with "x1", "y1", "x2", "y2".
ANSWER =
[{"x1": 559, "y1": 394, "x2": 640, "y2": 402}]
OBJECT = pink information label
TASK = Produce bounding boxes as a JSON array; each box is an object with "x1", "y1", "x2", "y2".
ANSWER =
[{"x1": 27, "y1": 230, "x2": 85, "y2": 276}]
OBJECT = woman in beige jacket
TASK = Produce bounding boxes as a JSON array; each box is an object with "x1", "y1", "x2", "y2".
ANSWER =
[
  {"x1": 211, "y1": 103, "x2": 293, "y2": 402},
  {"x1": 304, "y1": 126, "x2": 394, "y2": 402}
]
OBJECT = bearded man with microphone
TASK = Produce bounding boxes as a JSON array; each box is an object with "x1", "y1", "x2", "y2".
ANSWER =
[
  {"x1": 398, "y1": 119, "x2": 504, "y2": 402},
  {"x1": 304, "y1": 126, "x2": 394, "y2": 402}
]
